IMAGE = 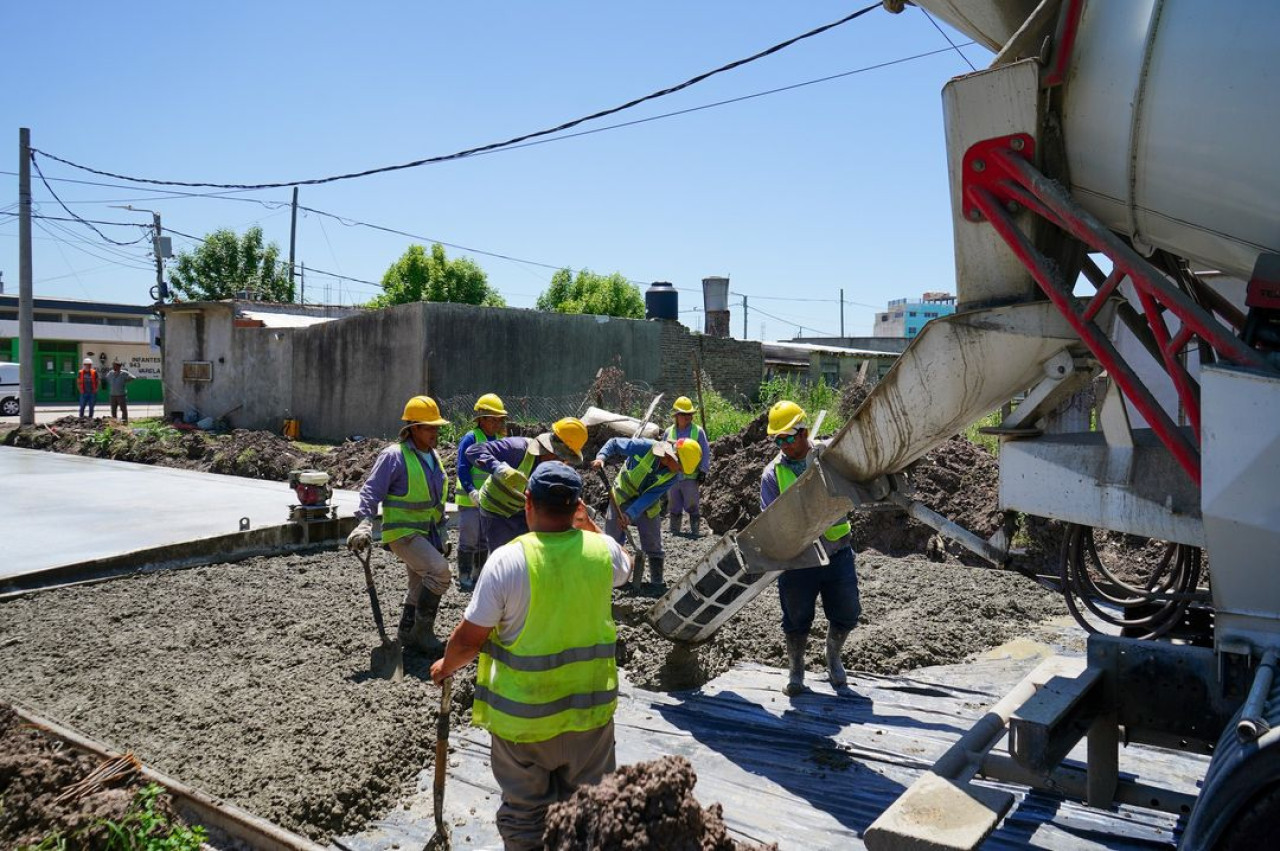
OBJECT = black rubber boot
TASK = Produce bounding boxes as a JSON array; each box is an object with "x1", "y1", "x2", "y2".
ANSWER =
[
  {"x1": 648, "y1": 555, "x2": 665, "y2": 590},
  {"x1": 408, "y1": 588, "x2": 445, "y2": 653},
  {"x1": 827, "y1": 628, "x2": 851, "y2": 687},
  {"x1": 689, "y1": 513, "x2": 701, "y2": 537},
  {"x1": 396, "y1": 603, "x2": 416, "y2": 644},
  {"x1": 469, "y1": 549, "x2": 487, "y2": 587},
  {"x1": 457, "y1": 551, "x2": 475, "y2": 592},
  {"x1": 785, "y1": 633, "x2": 808, "y2": 696},
  {"x1": 668, "y1": 513, "x2": 683, "y2": 535}
]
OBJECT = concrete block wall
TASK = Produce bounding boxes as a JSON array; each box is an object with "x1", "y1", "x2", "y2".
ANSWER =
[{"x1": 658, "y1": 321, "x2": 762, "y2": 405}]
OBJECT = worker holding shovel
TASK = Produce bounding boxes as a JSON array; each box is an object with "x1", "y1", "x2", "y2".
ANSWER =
[
  {"x1": 347, "y1": 395, "x2": 453, "y2": 654},
  {"x1": 432, "y1": 462, "x2": 631, "y2": 851},
  {"x1": 592, "y1": 436, "x2": 701, "y2": 590}
]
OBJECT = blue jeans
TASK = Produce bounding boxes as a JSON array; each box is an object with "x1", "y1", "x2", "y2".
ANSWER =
[
  {"x1": 777, "y1": 545, "x2": 861, "y2": 635},
  {"x1": 480, "y1": 509, "x2": 528, "y2": 553},
  {"x1": 78, "y1": 391, "x2": 96, "y2": 417}
]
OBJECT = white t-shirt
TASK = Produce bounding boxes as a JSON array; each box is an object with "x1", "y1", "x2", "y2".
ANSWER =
[{"x1": 463, "y1": 531, "x2": 632, "y2": 645}]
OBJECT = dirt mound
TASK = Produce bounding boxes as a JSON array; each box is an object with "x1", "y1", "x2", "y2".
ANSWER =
[
  {"x1": 0, "y1": 704, "x2": 195, "y2": 849},
  {"x1": 319, "y1": 437, "x2": 389, "y2": 489},
  {"x1": 701, "y1": 413, "x2": 772, "y2": 534},
  {"x1": 543, "y1": 755, "x2": 775, "y2": 851}
]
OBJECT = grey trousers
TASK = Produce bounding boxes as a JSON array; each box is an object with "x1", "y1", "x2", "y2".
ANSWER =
[
  {"x1": 604, "y1": 503, "x2": 663, "y2": 558},
  {"x1": 489, "y1": 722, "x2": 616, "y2": 851},
  {"x1": 386, "y1": 533, "x2": 451, "y2": 604},
  {"x1": 456, "y1": 506, "x2": 482, "y2": 553}
]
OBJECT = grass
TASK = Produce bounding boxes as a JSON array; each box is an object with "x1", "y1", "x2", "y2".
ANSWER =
[
  {"x1": 962, "y1": 409, "x2": 1003, "y2": 456},
  {"x1": 24, "y1": 783, "x2": 207, "y2": 851}
]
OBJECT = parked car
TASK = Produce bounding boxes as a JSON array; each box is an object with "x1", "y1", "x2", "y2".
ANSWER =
[{"x1": 0, "y1": 362, "x2": 20, "y2": 416}]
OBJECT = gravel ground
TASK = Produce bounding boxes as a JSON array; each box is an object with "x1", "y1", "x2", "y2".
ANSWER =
[{"x1": 0, "y1": 527, "x2": 1065, "y2": 844}]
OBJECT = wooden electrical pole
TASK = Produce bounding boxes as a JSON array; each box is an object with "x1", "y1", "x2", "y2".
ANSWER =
[{"x1": 288, "y1": 187, "x2": 299, "y2": 301}]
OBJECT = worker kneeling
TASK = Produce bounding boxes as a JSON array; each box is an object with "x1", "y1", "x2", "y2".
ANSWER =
[
  {"x1": 592, "y1": 435, "x2": 702, "y2": 590},
  {"x1": 347, "y1": 396, "x2": 453, "y2": 654},
  {"x1": 762, "y1": 400, "x2": 862, "y2": 695},
  {"x1": 432, "y1": 462, "x2": 633, "y2": 850}
]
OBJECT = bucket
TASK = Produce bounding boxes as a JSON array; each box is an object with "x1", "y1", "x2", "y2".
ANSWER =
[{"x1": 282, "y1": 418, "x2": 301, "y2": 439}]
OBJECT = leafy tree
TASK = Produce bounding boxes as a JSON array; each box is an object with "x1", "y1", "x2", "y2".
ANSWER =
[
  {"x1": 535, "y1": 268, "x2": 644, "y2": 319},
  {"x1": 169, "y1": 227, "x2": 293, "y2": 302},
  {"x1": 369, "y1": 243, "x2": 506, "y2": 308}
]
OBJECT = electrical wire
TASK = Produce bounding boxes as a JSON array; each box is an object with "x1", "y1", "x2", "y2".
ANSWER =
[
  {"x1": 30, "y1": 155, "x2": 152, "y2": 246},
  {"x1": 920, "y1": 8, "x2": 976, "y2": 71},
  {"x1": 29, "y1": 3, "x2": 883, "y2": 189}
]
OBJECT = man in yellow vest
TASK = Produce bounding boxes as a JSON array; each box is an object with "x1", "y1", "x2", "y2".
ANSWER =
[
  {"x1": 347, "y1": 396, "x2": 452, "y2": 653},
  {"x1": 455, "y1": 393, "x2": 508, "y2": 591},
  {"x1": 431, "y1": 462, "x2": 632, "y2": 850},
  {"x1": 761, "y1": 400, "x2": 861, "y2": 696},
  {"x1": 664, "y1": 396, "x2": 711, "y2": 536}
]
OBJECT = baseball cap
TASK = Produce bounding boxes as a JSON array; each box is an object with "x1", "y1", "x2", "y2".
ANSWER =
[{"x1": 527, "y1": 461, "x2": 582, "y2": 507}]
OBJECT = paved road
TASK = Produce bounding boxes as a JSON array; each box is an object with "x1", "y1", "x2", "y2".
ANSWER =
[
  {"x1": 0, "y1": 446, "x2": 361, "y2": 581},
  {"x1": 1, "y1": 403, "x2": 166, "y2": 426}
]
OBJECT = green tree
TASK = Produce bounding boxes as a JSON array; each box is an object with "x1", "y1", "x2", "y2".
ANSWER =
[
  {"x1": 169, "y1": 227, "x2": 293, "y2": 302},
  {"x1": 369, "y1": 243, "x2": 506, "y2": 308},
  {"x1": 535, "y1": 268, "x2": 644, "y2": 319}
]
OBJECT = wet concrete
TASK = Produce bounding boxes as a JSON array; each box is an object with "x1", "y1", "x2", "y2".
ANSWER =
[{"x1": 0, "y1": 446, "x2": 361, "y2": 581}]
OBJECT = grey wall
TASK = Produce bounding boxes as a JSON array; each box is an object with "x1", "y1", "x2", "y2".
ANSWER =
[{"x1": 163, "y1": 301, "x2": 763, "y2": 441}]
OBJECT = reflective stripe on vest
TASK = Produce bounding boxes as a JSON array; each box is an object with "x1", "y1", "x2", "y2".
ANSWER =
[
  {"x1": 774, "y1": 457, "x2": 852, "y2": 542},
  {"x1": 473, "y1": 530, "x2": 617, "y2": 743},
  {"x1": 478, "y1": 447, "x2": 536, "y2": 517},
  {"x1": 382, "y1": 443, "x2": 448, "y2": 544},
  {"x1": 665, "y1": 423, "x2": 702, "y2": 443},
  {"x1": 611, "y1": 449, "x2": 674, "y2": 519},
  {"x1": 455, "y1": 428, "x2": 491, "y2": 508}
]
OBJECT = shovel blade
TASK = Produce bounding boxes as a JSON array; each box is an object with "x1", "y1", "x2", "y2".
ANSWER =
[
  {"x1": 370, "y1": 639, "x2": 404, "y2": 681},
  {"x1": 422, "y1": 826, "x2": 451, "y2": 851}
]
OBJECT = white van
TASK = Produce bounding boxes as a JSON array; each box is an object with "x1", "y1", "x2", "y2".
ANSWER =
[{"x1": 0, "y1": 362, "x2": 19, "y2": 416}]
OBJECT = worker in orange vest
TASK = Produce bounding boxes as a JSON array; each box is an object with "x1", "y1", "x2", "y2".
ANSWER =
[{"x1": 77, "y1": 358, "x2": 99, "y2": 418}]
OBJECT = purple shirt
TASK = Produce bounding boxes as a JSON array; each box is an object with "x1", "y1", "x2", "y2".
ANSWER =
[
  {"x1": 356, "y1": 440, "x2": 446, "y2": 521},
  {"x1": 465, "y1": 436, "x2": 536, "y2": 473}
]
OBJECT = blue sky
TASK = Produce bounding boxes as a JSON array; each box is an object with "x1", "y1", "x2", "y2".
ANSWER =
[{"x1": 1, "y1": 2, "x2": 987, "y2": 340}]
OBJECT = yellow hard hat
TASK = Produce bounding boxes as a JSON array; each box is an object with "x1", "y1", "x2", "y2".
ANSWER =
[
  {"x1": 474, "y1": 393, "x2": 508, "y2": 418},
  {"x1": 672, "y1": 396, "x2": 697, "y2": 414},
  {"x1": 552, "y1": 417, "x2": 588, "y2": 454},
  {"x1": 674, "y1": 437, "x2": 703, "y2": 476},
  {"x1": 401, "y1": 395, "x2": 449, "y2": 426},
  {"x1": 767, "y1": 400, "x2": 807, "y2": 437}
]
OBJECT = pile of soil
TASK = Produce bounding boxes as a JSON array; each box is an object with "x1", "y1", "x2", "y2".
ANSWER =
[
  {"x1": 543, "y1": 755, "x2": 776, "y2": 850},
  {"x1": 700, "y1": 413, "x2": 772, "y2": 534},
  {"x1": 0, "y1": 703, "x2": 192, "y2": 849}
]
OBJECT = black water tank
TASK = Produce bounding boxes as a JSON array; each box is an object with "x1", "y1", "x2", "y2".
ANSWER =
[{"x1": 645, "y1": 281, "x2": 678, "y2": 320}]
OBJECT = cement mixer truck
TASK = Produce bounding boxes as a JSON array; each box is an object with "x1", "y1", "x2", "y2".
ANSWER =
[{"x1": 649, "y1": 2, "x2": 1280, "y2": 846}]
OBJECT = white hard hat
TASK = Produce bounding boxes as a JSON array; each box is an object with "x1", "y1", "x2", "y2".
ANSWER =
[{"x1": 83, "y1": 358, "x2": 93, "y2": 365}]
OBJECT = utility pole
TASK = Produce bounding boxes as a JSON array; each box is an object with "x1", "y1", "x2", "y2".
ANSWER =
[
  {"x1": 288, "y1": 187, "x2": 298, "y2": 301},
  {"x1": 840, "y1": 288, "x2": 845, "y2": 339},
  {"x1": 300, "y1": 262, "x2": 306, "y2": 305},
  {"x1": 18, "y1": 128, "x2": 34, "y2": 426},
  {"x1": 151, "y1": 211, "x2": 168, "y2": 302},
  {"x1": 742, "y1": 295, "x2": 748, "y2": 340}
]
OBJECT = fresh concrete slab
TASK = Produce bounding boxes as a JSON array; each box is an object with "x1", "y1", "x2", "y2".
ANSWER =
[{"x1": 0, "y1": 446, "x2": 362, "y2": 581}]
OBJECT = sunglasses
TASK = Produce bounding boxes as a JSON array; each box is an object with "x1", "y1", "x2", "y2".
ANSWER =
[{"x1": 774, "y1": 433, "x2": 799, "y2": 446}]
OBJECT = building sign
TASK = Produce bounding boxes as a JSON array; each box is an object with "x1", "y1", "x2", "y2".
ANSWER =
[{"x1": 81, "y1": 343, "x2": 162, "y2": 379}]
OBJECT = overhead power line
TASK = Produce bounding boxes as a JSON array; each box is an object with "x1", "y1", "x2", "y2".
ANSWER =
[
  {"x1": 29, "y1": 3, "x2": 882, "y2": 189},
  {"x1": 30, "y1": 155, "x2": 152, "y2": 246}
]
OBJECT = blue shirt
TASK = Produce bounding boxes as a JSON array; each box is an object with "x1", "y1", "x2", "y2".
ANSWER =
[{"x1": 596, "y1": 437, "x2": 679, "y2": 521}]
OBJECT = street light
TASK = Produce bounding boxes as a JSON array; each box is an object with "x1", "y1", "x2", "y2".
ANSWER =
[{"x1": 109, "y1": 205, "x2": 170, "y2": 303}]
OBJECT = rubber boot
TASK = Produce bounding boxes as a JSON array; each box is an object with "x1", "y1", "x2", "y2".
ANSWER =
[
  {"x1": 469, "y1": 549, "x2": 486, "y2": 588},
  {"x1": 669, "y1": 513, "x2": 683, "y2": 536},
  {"x1": 396, "y1": 603, "x2": 416, "y2": 645},
  {"x1": 827, "y1": 628, "x2": 851, "y2": 688},
  {"x1": 648, "y1": 555, "x2": 665, "y2": 591},
  {"x1": 689, "y1": 513, "x2": 701, "y2": 537},
  {"x1": 785, "y1": 633, "x2": 808, "y2": 696},
  {"x1": 457, "y1": 551, "x2": 475, "y2": 592},
  {"x1": 408, "y1": 588, "x2": 445, "y2": 653}
]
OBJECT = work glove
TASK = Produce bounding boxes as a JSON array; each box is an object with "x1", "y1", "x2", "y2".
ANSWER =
[
  {"x1": 347, "y1": 518, "x2": 372, "y2": 553},
  {"x1": 468, "y1": 489, "x2": 481, "y2": 506},
  {"x1": 696, "y1": 470, "x2": 706, "y2": 484},
  {"x1": 493, "y1": 462, "x2": 529, "y2": 496}
]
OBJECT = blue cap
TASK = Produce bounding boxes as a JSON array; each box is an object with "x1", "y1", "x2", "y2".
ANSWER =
[{"x1": 527, "y1": 461, "x2": 582, "y2": 506}]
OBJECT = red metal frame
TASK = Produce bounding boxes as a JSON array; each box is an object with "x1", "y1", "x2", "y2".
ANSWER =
[
  {"x1": 1045, "y1": 0, "x2": 1085, "y2": 88},
  {"x1": 962, "y1": 133, "x2": 1276, "y2": 486}
]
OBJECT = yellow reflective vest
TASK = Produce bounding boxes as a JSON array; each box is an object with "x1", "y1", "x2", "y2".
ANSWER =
[
  {"x1": 382, "y1": 442, "x2": 449, "y2": 544},
  {"x1": 775, "y1": 457, "x2": 852, "y2": 542},
  {"x1": 473, "y1": 530, "x2": 617, "y2": 743}
]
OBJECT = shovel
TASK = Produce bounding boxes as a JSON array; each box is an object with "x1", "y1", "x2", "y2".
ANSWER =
[
  {"x1": 597, "y1": 468, "x2": 645, "y2": 588},
  {"x1": 423, "y1": 676, "x2": 453, "y2": 850},
  {"x1": 355, "y1": 548, "x2": 404, "y2": 682}
]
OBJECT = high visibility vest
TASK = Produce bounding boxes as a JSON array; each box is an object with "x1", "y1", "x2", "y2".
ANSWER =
[
  {"x1": 478, "y1": 447, "x2": 536, "y2": 517},
  {"x1": 381, "y1": 442, "x2": 448, "y2": 544},
  {"x1": 665, "y1": 423, "x2": 702, "y2": 444},
  {"x1": 775, "y1": 457, "x2": 852, "y2": 542},
  {"x1": 78, "y1": 369, "x2": 97, "y2": 394},
  {"x1": 455, "y1": 428, "x2": 492, "y2": 508},
  {"x1": 612, "y1": 449, "x2": 674, "y2": 519},
  {"x1": 473, "y1": 530, "x2": 617, "y2": 743}
]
